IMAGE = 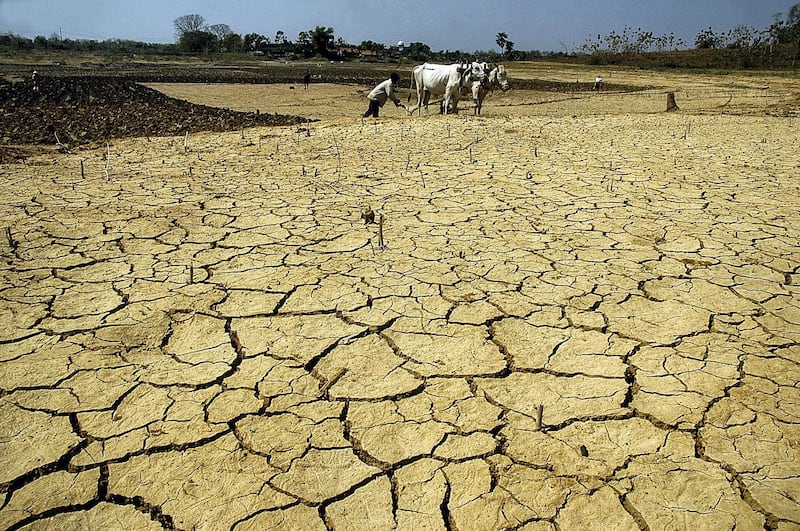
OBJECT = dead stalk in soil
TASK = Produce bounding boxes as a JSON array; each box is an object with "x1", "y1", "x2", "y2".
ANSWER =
[
  {"x1": 5, "y1": 227, "x2": 16, "y2": 251},
  {"x1": 54, "y1": 131, "x2": 70, "y2": 153},
  {"x1": 378, "y1": 213, "x2": 385, "y2": 250},
  {"x1": 318, "y1": 367, "x2": 348, "y2": 397},
  {"x1": 332, "y1": 134, "x2": 342, "y2": 175},
  {"x1": 104, "y1": 142, "x2": 111, "y2": 181}
]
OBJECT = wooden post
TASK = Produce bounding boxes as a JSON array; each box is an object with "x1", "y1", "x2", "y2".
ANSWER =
[
  {"x1": 378, "y1": 214, "x2": 385, "y2": 249},
  {"x1": 535, "y1": 405, "x2": 544, "y2": 430},
  {"x1": 666, "y1": 92, "x2": 679, "y2": 112}
]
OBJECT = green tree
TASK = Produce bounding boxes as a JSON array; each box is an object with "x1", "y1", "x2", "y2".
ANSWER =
[
  {"x1": 726, "y1": 25, "x2": 759, "y2": 48},
  {"x1": 772, "y1": 3, "x2": 800, "y2": 46},
  {"x1": 178, "y1": 30, "x2": 217, "y2": 53},
  {"x1": 244, "y1": 33, "x2": 268, "y2": 53},
  {"x1": 405, "y1": 41, "x2": 432, "y2": 61},
  {"x1": 782, "y1": 2, "x2": 800, "y2": 61},
  {"x1": 221, "y1": 33, "x2": 244, "y2": 53},
  {"x1": 296, "y1": 31, "x2": 312, "y2": 56},
  {"x1": 504, "y1": 39, "x2": 515, "y2": 58},
  {"x1": 33, "y1": 35, "x2": 49, "y2": 48},
  {"x1": 359, "y1": 40, "x2": 385, "y2": 53},
  {"x1": 310, "y1": 26, "x2": 335, "y2": 57},
  {"x1": 695, "y1": 26, "x2": 723, "y2": 49}
]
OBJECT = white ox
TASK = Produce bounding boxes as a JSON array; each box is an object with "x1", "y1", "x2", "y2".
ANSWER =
[
  {"x1": 468, "y1": 64, "x2": 510, "y2": 115},
  {"x1": 409, "y1": 62, "x2": 471, "y2": 115}
]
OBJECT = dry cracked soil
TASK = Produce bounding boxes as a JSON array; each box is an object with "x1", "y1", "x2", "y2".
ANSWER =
[{"x1": 1, "y1": 60, "x2": 800, "y2": 530}]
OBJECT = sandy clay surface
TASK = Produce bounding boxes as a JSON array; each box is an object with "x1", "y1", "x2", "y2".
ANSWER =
[{"x1": 1, "y1": 64, "x2": 800, "y2": 530}]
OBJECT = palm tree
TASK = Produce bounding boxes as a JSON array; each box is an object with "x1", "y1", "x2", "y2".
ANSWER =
[{"x1": 496, "y1": 32, "x2": 508, "y2": 56}]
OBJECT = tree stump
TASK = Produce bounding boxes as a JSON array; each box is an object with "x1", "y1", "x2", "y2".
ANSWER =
[{"x1": 666, "y1": 92, "x2": 679, "y2": 112}]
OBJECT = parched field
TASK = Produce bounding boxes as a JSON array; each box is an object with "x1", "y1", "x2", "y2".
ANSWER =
[{"x1": 1, "y1": 61, "x2": 800, "y2": 530}]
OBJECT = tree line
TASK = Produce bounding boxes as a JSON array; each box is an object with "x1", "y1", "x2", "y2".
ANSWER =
[
  {"x1": 578, "y1": 3, "x2": 799, "y2": 53},
  {"x1": 169, "y1": 15, "x2": 531, "y2": 62},
  {"x1": 579, "y1": 4, "x2": 799, "y2": 67},
  {"x1": 2, "y1": 4, "x2": 798, "y2": 68}
]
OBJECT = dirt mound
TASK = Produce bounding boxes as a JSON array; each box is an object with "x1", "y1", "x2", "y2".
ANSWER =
[
  {"x1": 0, "y1": 76, "x2": 311, "y2": 161},
  {"x1": 512, "y1": 78, "x2": 649, "y2": 92},
  {"x1": 0, "y1": 62, "x2": 400, "y2": 87}
]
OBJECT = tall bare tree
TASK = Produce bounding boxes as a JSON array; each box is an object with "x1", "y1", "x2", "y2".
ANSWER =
[
  {"x1": 207, "y1": 24, "x2": 233, "y2": 40},
  {"x1": 174, "y1": 14, "x2": 205, "y2": 38}
]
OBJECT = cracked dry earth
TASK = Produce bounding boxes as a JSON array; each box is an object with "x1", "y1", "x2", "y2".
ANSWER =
[{"x1": 1, "y1": 83, "x2": 800, "y2": 531}]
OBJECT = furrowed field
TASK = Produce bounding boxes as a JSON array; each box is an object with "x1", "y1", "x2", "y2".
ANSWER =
[{"x1": 1, "y1": 59, "x2": 799, "y2": 530}]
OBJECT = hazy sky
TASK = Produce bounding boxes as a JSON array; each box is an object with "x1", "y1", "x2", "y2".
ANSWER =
[{"x1": 1, "y1": 0, "x2": 796, "y2": 52}]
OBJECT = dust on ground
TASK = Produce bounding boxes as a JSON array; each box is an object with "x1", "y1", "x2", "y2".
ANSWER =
[{"x1": 1, "y1": 61, "x2": 800, "y2": 530}]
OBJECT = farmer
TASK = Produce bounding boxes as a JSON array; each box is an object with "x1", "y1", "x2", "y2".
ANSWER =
[
  {"x1": 363, "y1": 72, "x2": 407, "y2": 118},
  {"x1": 593, "y1": 75, "x2": 603, "y2": 90},
  {"x1": 303, "y1": 70, "x2": 311, "y2": 90}
]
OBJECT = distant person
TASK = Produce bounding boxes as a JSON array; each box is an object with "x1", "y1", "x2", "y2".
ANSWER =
[
  {"x1": 303, "y1": 70, "x2": 311, "y2": 90},
  {"x1": 31, "y1": 70, "x2": 39, "y2": 92},
  {"x1": 363, "y1": 72, "x2": 406, "y2": 118},
  {"x1": 593, "y1": 75, "x2": 603, "y2": 90}
]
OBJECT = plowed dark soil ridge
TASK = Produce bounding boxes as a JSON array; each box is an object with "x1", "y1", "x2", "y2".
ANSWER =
[{"x1": 0, "y1": 76, "x2": 311, "y2": 161}]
